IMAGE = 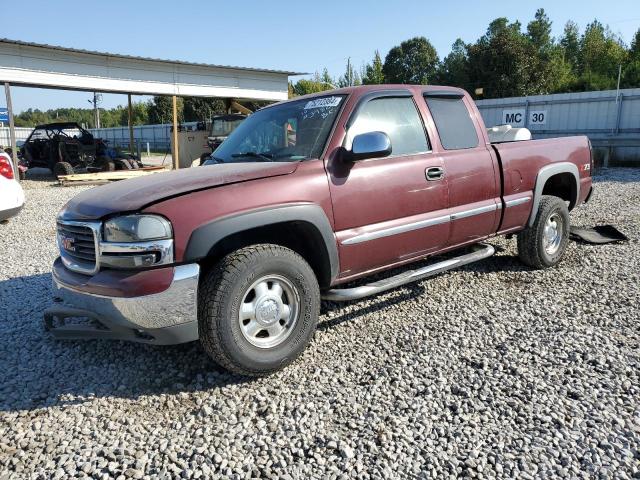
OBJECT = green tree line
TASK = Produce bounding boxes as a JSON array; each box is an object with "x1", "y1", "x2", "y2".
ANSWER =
[
  {"x1": 13, "y1": 96, "x2": 229, "y2": 129},
  {"x1": 291, "y1": 10, "x2": 640, "y2": 99},
  {"x1": 12, "y1": 10, "x2": 639, "y2": 128}
]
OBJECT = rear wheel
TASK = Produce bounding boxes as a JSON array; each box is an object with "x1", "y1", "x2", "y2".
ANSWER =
[
  {"x1": 53, "y1": 161, "x2": 74, "y2": 179},
  {"x1": 115, "y1": 159, "x2": 133, "y2": 170},
  {"x1": 517, "y1": 195, "x2": 570, "y2": 269},
  {"x1": 198, "y1": 244, "x2": 320, "y2": 376}
]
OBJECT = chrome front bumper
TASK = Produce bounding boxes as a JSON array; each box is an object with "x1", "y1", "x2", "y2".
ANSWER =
[{"x1": 44, "y1": 264, "x2": 200, "y2": 345}]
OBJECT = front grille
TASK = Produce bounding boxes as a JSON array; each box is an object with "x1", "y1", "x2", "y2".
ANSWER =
[{"x1": 57, "y1": 222, "x2": 98, "y2": 273}]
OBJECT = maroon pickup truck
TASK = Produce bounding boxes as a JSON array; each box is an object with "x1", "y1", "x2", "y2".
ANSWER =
[{"x1": 46, "y1": 85, "x2": 593, "y2": 375}]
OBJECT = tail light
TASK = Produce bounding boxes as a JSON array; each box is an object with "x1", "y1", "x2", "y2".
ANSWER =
[{"x1": 0, "y1": 154, "x2": 14, "y2": 180}]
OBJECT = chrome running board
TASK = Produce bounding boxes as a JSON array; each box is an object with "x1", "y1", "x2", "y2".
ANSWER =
[{"x1": 322, "y1": 244, "x2": 495, "y2": 302}]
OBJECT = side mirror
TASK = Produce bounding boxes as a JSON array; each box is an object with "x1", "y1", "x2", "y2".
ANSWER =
[{"x1": 348, "y1": 131, "x2": 392, "y2": 161}]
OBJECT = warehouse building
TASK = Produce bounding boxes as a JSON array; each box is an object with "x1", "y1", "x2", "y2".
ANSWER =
[
  {"x1": 477, "y1": 88, "x2": 640, "y2": 166},
  {"x1": 0, "y1": 38, "x2": 300, "y2": 174}
]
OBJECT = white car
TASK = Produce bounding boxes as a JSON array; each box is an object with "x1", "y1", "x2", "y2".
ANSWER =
[{"x1": 0, "y1": 151, "x2": 24, "y2": 222}]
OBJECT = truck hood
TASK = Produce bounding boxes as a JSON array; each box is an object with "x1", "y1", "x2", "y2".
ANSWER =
[{"x1": 60, "y1": 162, "x2": 299, "y2": 220}]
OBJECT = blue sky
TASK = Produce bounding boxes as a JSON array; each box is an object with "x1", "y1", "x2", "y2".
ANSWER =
[{"x1": 2, "y1": 0, "x2": 639, "y2": 113}]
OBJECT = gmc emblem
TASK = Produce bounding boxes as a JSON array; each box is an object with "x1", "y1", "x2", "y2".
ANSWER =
[{"x1": 60, "y1": 236, "x2": 75, "y2": 252}]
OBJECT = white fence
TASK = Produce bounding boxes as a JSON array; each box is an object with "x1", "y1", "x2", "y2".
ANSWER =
[
  {"x1": 90, "y1": 122, "x2": 202, "y2": 152},
  {"x1": 476, "y1": 88, "x2": 640, "y2": 165},
  {"x1": 0, "y1": 123, "x2": 200, "y2": 153},
  {"x1": 0, "y1": 127, "x2": 31, "y2": 147}
]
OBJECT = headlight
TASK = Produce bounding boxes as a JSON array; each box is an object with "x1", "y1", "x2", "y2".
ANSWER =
[
  {"x1": 99, "y1": 215, "x2": 174, "y2": 270},
  {"x1": 103, "y1": 215, "x2": 172, "y2": 243}
]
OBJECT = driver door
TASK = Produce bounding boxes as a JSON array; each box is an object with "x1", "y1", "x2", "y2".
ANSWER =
[{"x1": 327, "y1": 92, "x2": 449, "y2": 280}]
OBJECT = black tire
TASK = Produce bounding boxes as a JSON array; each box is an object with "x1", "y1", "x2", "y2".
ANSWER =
[
  {"x1": 92, "y1": 156, "x2": 115, "y2": 172},
  {"x1": 517, "y1": 195, "x2": 570, "y2": 269},
  {"x1": 199, "y1": 244, "x2": 320, "y2": 376},
  {"x1": 115, "y1": 159, "x2": 132, "y2": 170},
  {"x1": 125, "y1": 154, "x2": 141, "y2": 168},
  {"x1": 53, "y1": 161, "x2": 74, "y2": 179}
]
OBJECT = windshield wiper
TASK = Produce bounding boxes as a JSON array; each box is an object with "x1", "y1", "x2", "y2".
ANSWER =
[
  {"x1": 202, "y1": 155, "x2": 226, "y2": 165},
  {"x1": 231, "y1": 151, "x2": 273, "y2": 162},
  {"x1": 273, "y1": 153, "x2": 307, "y2": 161}
]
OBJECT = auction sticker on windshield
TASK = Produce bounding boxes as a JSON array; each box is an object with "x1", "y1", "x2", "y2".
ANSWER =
[{"x1": 304, "y1": 97, "x2": 342, "y2": 109}]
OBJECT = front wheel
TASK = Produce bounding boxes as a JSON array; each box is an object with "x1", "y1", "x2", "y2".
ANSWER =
[
  {"x1": 517, "y1": 195, "x2": 570, "y2": 269},
  {"x1": 53, "y1": 161, "x2": 74, "y2": 179},
  {"x1": 198, "y1": 244, "x2": 320, "y2": 376}
]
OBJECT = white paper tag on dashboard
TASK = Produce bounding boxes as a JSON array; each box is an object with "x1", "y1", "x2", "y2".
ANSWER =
[{"x1": 304, "y1": 97, "x2": 342, "y2": 110}]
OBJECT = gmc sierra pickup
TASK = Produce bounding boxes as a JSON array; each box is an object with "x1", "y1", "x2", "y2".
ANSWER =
[{"x1": 46, "y1": 85, "x2": 593, "y2": 375}]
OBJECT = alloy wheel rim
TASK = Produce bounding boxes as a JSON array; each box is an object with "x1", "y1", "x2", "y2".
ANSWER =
[
  {"x1": 543, "y1": 212, "x2": 563, "y2": 256},
  {"x1": 238, "y1": 275, "x2": 300, "y2": 349}
]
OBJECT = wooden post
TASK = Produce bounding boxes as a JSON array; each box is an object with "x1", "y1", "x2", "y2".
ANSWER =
[
  {"x1": 171, "y1": 95, "x2": 179, "y2": 170},
  {"x1": 230, "y1": 100, "x2": 253, "y2": 116},
  {"x1": 3, "y1": 82, "x2": 18, "y2": 179},
  {"x1": 127, "y1": 94, "x2": 135, "y2": 154}
]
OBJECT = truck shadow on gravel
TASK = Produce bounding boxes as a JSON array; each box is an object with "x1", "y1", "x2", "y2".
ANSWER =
[
  {"x1": 1, "y1": 253, "x2": 526, "y2": 413},
  {"x1": 461, "y1": 252, "x2": 530, "y2": 274},
  {"x1": 319, "y1": 287, "x2": 424, "y2": 331},
  {"x1": 0, "y1": 273, "x2": 248, "y2": 413},
  {"x1": 318, "y1": 251, "x2": 529, "y2": 328}
]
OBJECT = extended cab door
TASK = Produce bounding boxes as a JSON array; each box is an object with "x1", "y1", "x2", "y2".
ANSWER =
[
  {"x1": 327, "y1": 91, "x2": 449, "y2": 280},
  {"x1": 422, "y1": 91, "x2": 501, "y2": 246}
]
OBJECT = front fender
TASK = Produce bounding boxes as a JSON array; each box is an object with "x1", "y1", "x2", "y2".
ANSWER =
[{"x1": 183, "y1": 203, "x2": 339, "y2": 281}]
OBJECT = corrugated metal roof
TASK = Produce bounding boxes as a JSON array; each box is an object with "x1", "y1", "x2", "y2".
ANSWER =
[{"x1": 0, "y1": 38, "x2": 305, "y2": 76}]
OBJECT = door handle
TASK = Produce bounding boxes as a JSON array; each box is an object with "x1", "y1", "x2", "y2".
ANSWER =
[{"x1": 426, "y1": 167, "x2": 444, "y2": 181}]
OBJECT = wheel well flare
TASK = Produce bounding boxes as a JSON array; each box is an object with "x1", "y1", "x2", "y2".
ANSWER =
[{"x1": 201, "y1": 221, "x2": 333, "y2": 288}]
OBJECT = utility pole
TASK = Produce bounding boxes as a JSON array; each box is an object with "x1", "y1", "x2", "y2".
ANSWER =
[
  {"x1": 88, "y1": 92, "x2": 102, "y2": 129},
  {"x1": 128, "y1": 94, "x2": 135, "y2": 154},
  {"x1": 3, "y1": 82, "x2": 18, "y2": 178},
  {"x1": 172, "y1": 95, "x2": 179, "y2": 170}
]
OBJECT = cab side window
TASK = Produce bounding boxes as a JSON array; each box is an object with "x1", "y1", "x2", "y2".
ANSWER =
[
  {"x1": 424, "y1": 96, "x2": 479, "y2": 150},
  {"x1": 348, "y1": 97, "x2": 430, "y2": 156}
]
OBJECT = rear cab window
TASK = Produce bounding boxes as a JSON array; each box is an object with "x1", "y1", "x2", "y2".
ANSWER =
[
  {"x1": 423, "y1": 94, "x2": 479, "y2": 150},
  {"x1": 347, "y1": 96, "x2": 430, "y2": 157}
]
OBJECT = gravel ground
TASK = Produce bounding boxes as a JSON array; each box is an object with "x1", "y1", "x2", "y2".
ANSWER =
[{"x1": 1, "y1": 169, "x2": 638, "y2": 479}]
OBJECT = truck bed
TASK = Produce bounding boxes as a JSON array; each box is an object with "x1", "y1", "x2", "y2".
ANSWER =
[{"x1": 491, "y1": 135, "x2": 592, "y2": 234}]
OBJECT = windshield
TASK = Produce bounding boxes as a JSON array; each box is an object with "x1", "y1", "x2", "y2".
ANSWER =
[
  {"x1": 205, "y1": 95, "x2": 345, "y2": 164},
  {"x1": 29, "y1": 129, "x2": 49, "y2": 140}
]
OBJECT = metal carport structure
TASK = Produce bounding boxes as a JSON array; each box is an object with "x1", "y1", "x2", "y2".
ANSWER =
[{"x1": 0, "y1": 38, "x2": 300, "y2": 175}]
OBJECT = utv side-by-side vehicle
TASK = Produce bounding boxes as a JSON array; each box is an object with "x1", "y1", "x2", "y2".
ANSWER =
[
  {"x1": 199, "y1": 114, "x2": 247, "y2": 165},
  {"x1": 20, "y1": 122, "x2": 142, "y2": 178}
]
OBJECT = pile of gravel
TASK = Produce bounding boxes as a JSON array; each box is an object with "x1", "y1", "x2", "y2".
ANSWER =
[{"x1": 1, "y1": 170, "x2": 638, "y2": 479}]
